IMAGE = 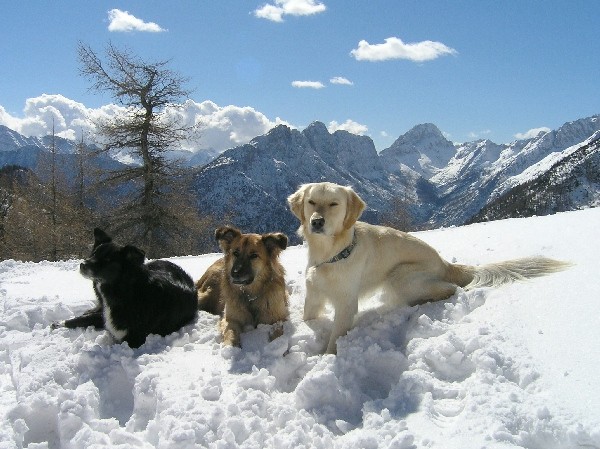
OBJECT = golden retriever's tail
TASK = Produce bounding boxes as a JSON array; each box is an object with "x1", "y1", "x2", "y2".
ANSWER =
[{"x1": 448, "y1": 257, "x2": 572, "y2": 290}]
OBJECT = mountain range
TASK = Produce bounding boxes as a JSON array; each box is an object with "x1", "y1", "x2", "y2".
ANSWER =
[
  {"x1": 1, "y1": 115, "x2": 599, "y2": 244},
  {"x1": 192, "y1": 115, "x2": 600, "y2": 242}
]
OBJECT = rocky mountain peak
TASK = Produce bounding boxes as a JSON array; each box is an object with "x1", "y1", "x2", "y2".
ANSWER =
[
  {"x1": 379, "y1": 123, "x2": 456, "y2": 179},
  {"x1": 385, "y1": 123, "x2": 452, "y2": 154},
  {"x1": 303, "y1": 121, "x2": 329, "y2": 136}
]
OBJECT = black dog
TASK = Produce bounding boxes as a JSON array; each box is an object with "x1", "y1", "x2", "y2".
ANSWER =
[{"x1": 55, "y1": 228, "x2": 197, "y2": 348}]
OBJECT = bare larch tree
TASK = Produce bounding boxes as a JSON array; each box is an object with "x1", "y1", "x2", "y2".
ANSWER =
[{"x1": 78, "y1": 41, "x2": 201, "y2": 256}]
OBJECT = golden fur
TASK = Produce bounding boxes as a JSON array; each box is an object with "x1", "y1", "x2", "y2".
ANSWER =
[
  {"x1": 288, "y1": 182, "x2": 570, "y2": 354},
  {"x1": 196, "y1": 226, "x2": 289, "y2": 347}
]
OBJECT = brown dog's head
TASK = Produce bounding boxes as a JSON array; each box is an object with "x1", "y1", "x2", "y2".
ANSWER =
[
  {"x1": 215, "y1": 226, "x2": 288, "y2": 286},
  {"x1": 287, "y1": 182, "x2": 366, "y2": 236}
]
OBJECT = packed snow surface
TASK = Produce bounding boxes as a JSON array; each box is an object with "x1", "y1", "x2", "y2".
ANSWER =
[{"x1": 1, "y1": 208, "x2": 599, "y2": 449}]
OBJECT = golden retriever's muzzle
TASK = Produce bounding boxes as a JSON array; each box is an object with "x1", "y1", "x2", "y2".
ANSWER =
[{"x1": 310, "y1": 214, "x2": 325, "y2": 234}]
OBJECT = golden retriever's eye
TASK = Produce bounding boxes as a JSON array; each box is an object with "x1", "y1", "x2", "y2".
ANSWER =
[
  {"x1": 330, "y1": 202, "x2": 338, "y2": 207},
  {"x1": 308, "y1": 200, "x2": 315, "y2": 206}
]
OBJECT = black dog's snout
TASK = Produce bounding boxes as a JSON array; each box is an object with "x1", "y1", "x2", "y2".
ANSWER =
[{"x1": 311, "y1": 217, "x2": 325, "y2": 231}]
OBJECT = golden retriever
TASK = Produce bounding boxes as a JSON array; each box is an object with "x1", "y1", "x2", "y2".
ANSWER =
[
  {"x1": 288, "y1": 182, "x2": 570, "y2": 354},
  {"x1": 196, "y1": 226, "x2": 289, "y2": 347}
]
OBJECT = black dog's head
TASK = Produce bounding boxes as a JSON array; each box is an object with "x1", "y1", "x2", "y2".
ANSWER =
[
  {"x1": 215, "y1": 226, "x2": 287, "y2": 286},
  {"x1": 79, "y1": 228, "x2": 146, "y2": 283}
]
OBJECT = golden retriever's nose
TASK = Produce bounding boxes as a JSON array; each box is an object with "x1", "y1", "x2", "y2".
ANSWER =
[{"x1": 310, "y1": 216, "x2": 325, "y2": 233}]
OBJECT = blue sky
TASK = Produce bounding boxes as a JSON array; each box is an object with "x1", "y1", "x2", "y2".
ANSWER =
[{"x1": 1, "y1": 1, "x2": 599, "y2": 152}]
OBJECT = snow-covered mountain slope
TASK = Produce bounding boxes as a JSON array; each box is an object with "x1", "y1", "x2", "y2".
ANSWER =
[
  {"x1": 470, "y1": 131, "x2": 600, "y2": 222},
  {"x1": 428, "y1": 115, "x2": 600, "y2": 226},
  {"x1": 0, "y1": 125, "x2": 47, "y2": 152},
  {"x1": 0, "y1": 124, "x2": 77, "y2": 154},
  {"x1": 1, "y1": 208, "x2": 599, "y2": 448}
]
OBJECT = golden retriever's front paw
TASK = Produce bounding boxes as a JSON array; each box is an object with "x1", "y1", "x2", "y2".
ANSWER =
[
  {"x1": 303, "y1": 308, "x2": 320, "y2": 321},
  {"x1": 325, "y1": 341, "x2": 338, "y2": 355}
]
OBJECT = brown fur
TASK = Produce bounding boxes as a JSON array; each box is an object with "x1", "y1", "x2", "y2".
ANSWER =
[{"x1": 196, "y1": 226, "x2": 289, "y2": 347}]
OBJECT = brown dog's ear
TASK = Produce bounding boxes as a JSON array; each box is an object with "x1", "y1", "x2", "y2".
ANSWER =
[
  {"x1": 287, "y1": 185, "x2": 307, "y2": 221},
  {"x1": 215, "y1": 226, "x2": 241, "y2": 251},
  {"x1": 262, "y1": 232, "x2": 288, "y2": 255},
  {"x1": 343, "y1": 187, "x2": 366, "y2": 229}
]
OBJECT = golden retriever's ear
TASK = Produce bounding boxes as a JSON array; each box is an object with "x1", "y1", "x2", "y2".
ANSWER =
[
  {"x1": 343, "y1": 187, "x2": 366, "y2": 229},
  {"x1": 287, "y1": 185, "x2": 307, "y2": 222},
  {"x1": 215, "y1": 226, "x2": 241, "y2": 251}
]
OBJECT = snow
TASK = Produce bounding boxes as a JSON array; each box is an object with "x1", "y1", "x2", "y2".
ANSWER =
[
  {"x1": 492, "y1": 131, "x2": 600, "y2": 200},
  {"x1": 1, "y1": 208, "x2": 600, "y2": 449}
]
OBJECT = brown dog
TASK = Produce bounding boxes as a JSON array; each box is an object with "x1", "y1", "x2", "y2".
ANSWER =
[{"x1": 196, "y1": 226, "x2": 289, "y2": 347}]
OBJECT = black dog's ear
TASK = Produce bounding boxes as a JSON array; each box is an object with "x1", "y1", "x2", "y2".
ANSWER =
[
  {"x1": 215, "y1": 226, "x2": 241, "y2": 251},
  {"x1": 262, "y1": 232, "x2": 288, "y2": 254},
  {"x1": 93, "y1": 228, "x2": 112, "y2": 247},
  {"x1": 122, "y1": 245, "x2": 145, "y2": 265}
]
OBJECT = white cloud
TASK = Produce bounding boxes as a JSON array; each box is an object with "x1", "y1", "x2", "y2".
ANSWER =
[
  {"x1": 107, "y1": 9, "x2": 166, "y2": 33},
  {"x1": 330, "y1": 76, "x2": 353, "y2": 86},
  {"x1": 291, "y1": 80, "x2": 325, "y2": 89},
  {"x1": 0, "y1": 106, "x2": 22, "y2": 132},
  {"x1": 468, "y1": 129, "x2": 492, "y2": 140},
  {"x1": 254, "y1": 0, "x2": 326, "y2": 22},
  {"x1": 328, "y1": 119, "x2": 368, "y2": 135},
  {"x1": 0, "y1": 95, "x2": 284, "y2": 153},
  {"x1": 350, "y1": 36, "x2": 457, "y2": 62},
  {"x1": 0, "y1": 94, "x2": 97, "y2": 140},
  {"x1": 514, "y1": 126, "x2": 551, "y2": 140},
  {"x1": 165, "y1": 100, "x2": 286, "y2": 151}
]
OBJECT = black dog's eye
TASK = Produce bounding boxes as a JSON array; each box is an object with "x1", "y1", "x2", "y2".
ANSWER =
[{"x1": 232, "y1": 250, "x2": 240, "y2": 257}]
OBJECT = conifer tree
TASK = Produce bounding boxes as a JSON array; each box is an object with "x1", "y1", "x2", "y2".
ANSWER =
[{"x1": 78, "y1": 42, "x2": 204, "y2": 257}]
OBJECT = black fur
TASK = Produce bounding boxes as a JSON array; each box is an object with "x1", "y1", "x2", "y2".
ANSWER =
[{"x1": 56, "y1": 228, "x2": 197, "y2": 348}]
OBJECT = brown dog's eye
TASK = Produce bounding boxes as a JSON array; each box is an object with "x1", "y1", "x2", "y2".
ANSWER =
[
  {"x1": 233, "y1": 250, "x2": 240, "y2": 257},
  {"x1": 249, "y1": 253, "x2": 259, "y2": 259}
]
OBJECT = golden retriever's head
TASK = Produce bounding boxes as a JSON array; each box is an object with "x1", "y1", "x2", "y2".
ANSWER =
[
  {"x1": 287, "y1": 182, "x2": 366, "y2": 236},
  {"x1": 215, "y1": 226, "x2": 288, "y2": 285}
]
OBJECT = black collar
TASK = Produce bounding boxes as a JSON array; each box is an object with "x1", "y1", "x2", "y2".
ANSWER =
[{"x1": 315, "y1": 231, "x2": 357, "y2": 268}]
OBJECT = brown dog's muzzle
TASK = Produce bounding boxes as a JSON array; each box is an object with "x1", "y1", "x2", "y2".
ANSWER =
[{"x1": 230, "y1": 259, "x2": 254, "y2": 285}]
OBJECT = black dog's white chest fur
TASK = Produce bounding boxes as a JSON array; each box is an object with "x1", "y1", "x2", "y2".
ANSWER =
[{"x1": 97, "y1": 286, "x2": 128, "y2": 341}]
